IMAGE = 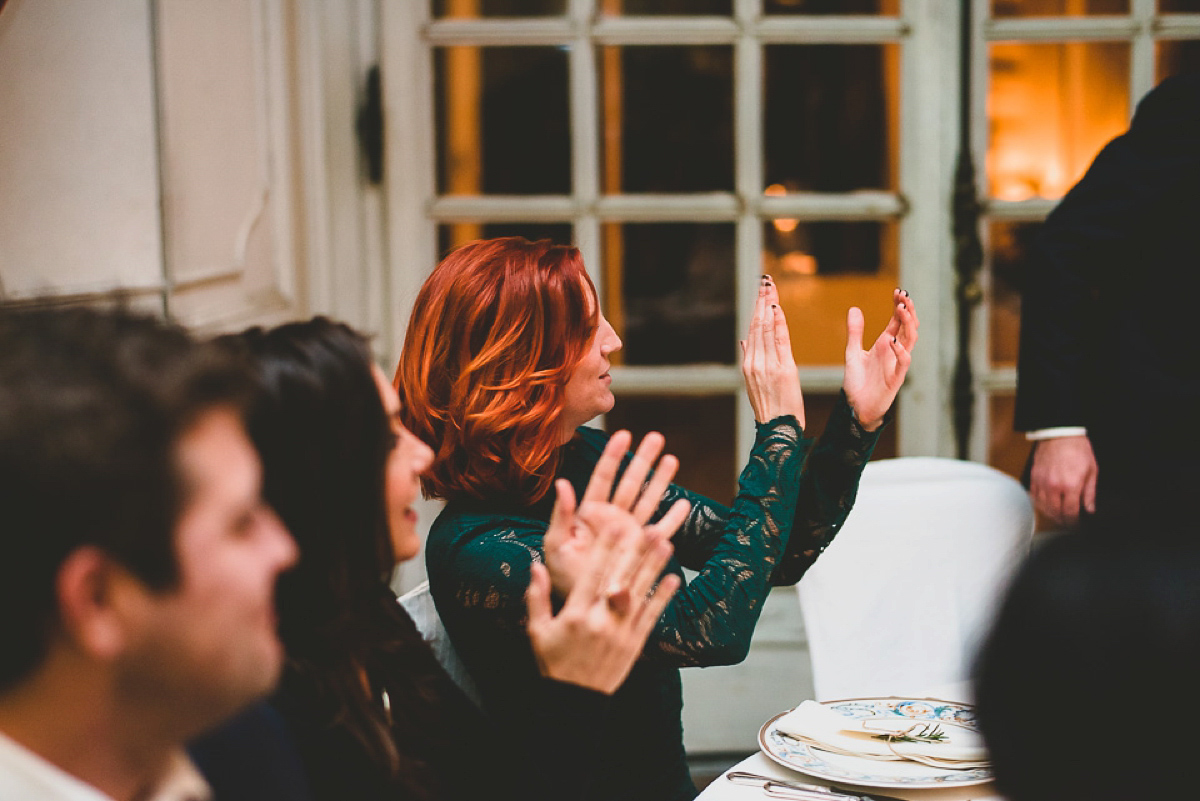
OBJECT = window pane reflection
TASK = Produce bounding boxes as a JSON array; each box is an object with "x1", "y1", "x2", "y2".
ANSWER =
[
  {"x1": 603, "y1": 223, "x2": 735, "y2": 366},
  {"x1": 988, "y1": 42, "x2": 1129, "y2": 200},
  {"x1": 435, "y1": 47, "x2": 570, "y2": 195},
  {"x1": 437, "y1": 223, "x2": 573, "y2": 259},
  {"x1": 989, "y1": 221, "x2": 1041, "y2": 367},
  {"x1": 1158, "y1": 39, "x2": 1200, "y2": 83},
  {"x1": 991, "y1": 0, "x2": 1128, "y2": 16},
  {"x1": 767, "y1": 220, "x2": 897, "y2": 367},
  {"x1": 765, "y1": 0, "x2": 899, "y2": 14},
  {"x1": 764, "y1": 45, "x2": 899, "y2": 193},
  {"x1": 599, "y1": 47, "x2": 733, "y2": 194},
  {"x1": 764, "y1": 220, "x2": 896, "y2": 277},
  {"x1": 599, "y1": 0, "x2": 732, "y2": 14},
  {"x1": 432, "y1": 0, "x2": 566, "y2": 17},
  {"x1": 607, "y1": 394, "x2": 736, "y2": 504}
]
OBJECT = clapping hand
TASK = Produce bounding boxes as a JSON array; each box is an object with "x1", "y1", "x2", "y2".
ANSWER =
[
  {"x1": 842, "y1": 289, "x2": 919, "y2": 431},
  {"x1": 741, "y1": 276, "x2": 805, "y2": 427},
  {"x1": 526, "y1": 502, "x2": 682, "y2": 694},
  {"x1": 542, "y1": 430, "x2": 690, "y2": 598}
]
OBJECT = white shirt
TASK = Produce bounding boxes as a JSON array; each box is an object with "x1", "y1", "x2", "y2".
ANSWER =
[{"x1": 0, "y1": 731, "x2": 210, "y2": 801}]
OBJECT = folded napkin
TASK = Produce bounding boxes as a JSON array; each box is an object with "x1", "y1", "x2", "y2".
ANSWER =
[{"x1": 775, "y1": 700, "x2": 989, "y2": 767}]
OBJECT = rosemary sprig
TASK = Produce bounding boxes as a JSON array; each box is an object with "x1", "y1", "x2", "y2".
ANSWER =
[{"x1": 873, "y1": 723, "x2": 948, "y2": 744}]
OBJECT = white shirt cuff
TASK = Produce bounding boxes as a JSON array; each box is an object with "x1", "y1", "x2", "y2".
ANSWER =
[{"x1": 1025, "y1": 426, "x2": 1088, "y2": 441}]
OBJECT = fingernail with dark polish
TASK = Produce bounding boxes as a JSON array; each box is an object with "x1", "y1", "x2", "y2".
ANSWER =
[
  {"x1": 900, "y1": 303, "x2": 906, "y2": 310},
  {"x1": 892, "y1": 336, "x2": 898, "y2": 343}
]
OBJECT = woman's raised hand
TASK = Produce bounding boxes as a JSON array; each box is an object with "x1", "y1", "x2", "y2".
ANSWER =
[
  {"x1": 842, "y1": 288, "x2": 919, "y2": 431},
  {"x1": 542, "y1": 430, "x2": 690, "y2": 597},
  {"x1": 741, "y1": 275, "x2": 805, "y2": 427},
  {"x1": 526, "y1": 503, "x2": 681, "y2": 694}
]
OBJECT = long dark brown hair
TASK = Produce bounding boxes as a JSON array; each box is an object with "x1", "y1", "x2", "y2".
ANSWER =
[{"x1": 234, "y1": 317, "x2": 460, "y2": 800}]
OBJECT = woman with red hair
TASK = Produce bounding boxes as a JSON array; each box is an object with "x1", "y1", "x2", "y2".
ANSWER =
[{"x1": 396, "y1": 236, "x2": 918, "y2": 801}]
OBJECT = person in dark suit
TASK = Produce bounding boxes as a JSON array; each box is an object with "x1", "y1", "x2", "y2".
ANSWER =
[{"x1": 1015, "y1": 72, "x2": 1200, "y2": 526}]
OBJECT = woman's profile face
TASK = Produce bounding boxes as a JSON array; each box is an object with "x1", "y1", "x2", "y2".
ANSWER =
[
  {"x1": 560, "y1": 291, "x2": 622, "y2": 440},
  {"x1": 372, "y1": 365, "x2": 433, "y2": 564}
]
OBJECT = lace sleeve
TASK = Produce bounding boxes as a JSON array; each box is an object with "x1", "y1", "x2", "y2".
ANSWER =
[
  {"x1": 768, "y1": 390, "x2": 886, "y2": 586},
  {"x1": 643, "y1": 416, "x2": 809, "y2": 668}
]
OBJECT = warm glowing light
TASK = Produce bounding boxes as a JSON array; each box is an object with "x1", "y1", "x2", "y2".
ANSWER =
[
  {"x1": 780, "y1": 252, "x2": 817, "y2": 276},
  {"x1": 764, "y1": 183, "x2": 799, "y2": 232},
  {"x1": 988, "y1": 42, "x2": 1129, "y2": 203}
]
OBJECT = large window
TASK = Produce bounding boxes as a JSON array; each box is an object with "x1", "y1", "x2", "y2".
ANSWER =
[{"x1": 387, "y1": 0, "x2": 957, "y2": 498}]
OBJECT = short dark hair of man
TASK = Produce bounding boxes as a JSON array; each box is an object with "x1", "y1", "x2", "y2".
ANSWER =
[
  {"x1": 0, "y1": 305, "x2": 254, "y2": 693},
  {"x1": 974, "y1": 514, "x2": 1200, "y2": 801}
]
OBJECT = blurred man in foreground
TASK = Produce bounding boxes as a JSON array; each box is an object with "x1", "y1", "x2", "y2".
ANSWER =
[{"x1": 0, "y1": 306, "x2": 297, "y2": 801}]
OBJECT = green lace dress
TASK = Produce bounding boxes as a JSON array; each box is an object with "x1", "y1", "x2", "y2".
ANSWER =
[{"x1": 425, "y1": 394, "x2": 884, "y2": 801}]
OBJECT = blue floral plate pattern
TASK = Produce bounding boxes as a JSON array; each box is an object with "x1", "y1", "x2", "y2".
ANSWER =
[{"x1": 758, "y1": 697, "x2": 994, "y2": 789}]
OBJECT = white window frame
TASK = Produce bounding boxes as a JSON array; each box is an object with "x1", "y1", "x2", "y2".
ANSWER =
[{"x1": 382, "y1": 0, "x2": 962, "y2": 470}]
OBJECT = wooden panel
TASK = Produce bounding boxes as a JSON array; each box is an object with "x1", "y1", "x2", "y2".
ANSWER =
[
  {"x1": 0, "y1": 0, "x2": 163, "y2": 300},
  {"x1": 157, "y1": 0, "x2": 303, "y2": 332}
]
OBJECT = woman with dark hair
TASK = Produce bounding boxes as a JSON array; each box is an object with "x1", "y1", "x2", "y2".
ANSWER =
[
  {"x1": 397, "y1": 236, "x2": 919, "y2": 801},
  {"x1": 225, "y1": 317, "x2": 683, "y2": 801}
]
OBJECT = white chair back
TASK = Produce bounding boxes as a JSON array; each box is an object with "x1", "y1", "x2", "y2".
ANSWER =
[
  {"x1": 797, "y1": 457, "x2": 1034, "y2": 701},
  {"x1": 398, "y1": 580, "x2": 483, "y2": 706}
]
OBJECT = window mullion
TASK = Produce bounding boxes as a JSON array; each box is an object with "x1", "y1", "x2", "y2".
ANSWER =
[
  {"x1": 569, "y1": 0, "x2": 601, "y2": 296},
  {"x1": 1131, "y1": 0, "x2": 1156, "y2": 107},
  {"x1": 734, "y1": 0, "x2": 762, "y2": 467}
]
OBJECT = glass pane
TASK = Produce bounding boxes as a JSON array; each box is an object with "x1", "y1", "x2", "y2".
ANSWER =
[
  {"x1": 599, "y1": 46, "x2": 733, "y2": 194},
  {"x1": 603, "y1": 222, "x2": 736, "y2": 366},
  {"x1": 607, "y1": 394, "x2": 736, "y2": 504},
  {"x1": 1158, "y1": 39, "x2": 1200, "y2": 83},
  {"x1": 1160, "y1": 0, "x2": 1200, "y2": 9},
  {"x1": 991, "y1": 0, "x2": 1128, "y2": 16},
  {"x1": 769, "y1": 222, "x2": 898, "y2": 367},
  {"x1": 764, "y1": 219, "x2": 897, "y2": 277},
  {"x1": 989, "y1": 221, "x2": 1041, "y2": 367},
  {"x1": 599, "y1": 0, "x2": 732, "y2": 13},
  {"x1": 988, "y1": 394, "x2": 1030, "y2": 485},
  {"x1": 765, "y1": 0, "x2": 899, "y2": 14},
  {"x1": 432, "y1": 0, "x2": 566, "y2": 17},
  {"x1": 435, "y1": 47, "x2": 570, "y2": 195},
  {"x1": 988, "y1": 42, "x2": 1129, "y2": 201},
  {"x1": 806, "y1": 393, "x2": 897, "y2": 460},
  {"x1": 436, "y1": 222, "x2": 573, "y2": 258},
  {"x1": 764, "y1": 45, "x2": 900, "y2": 193}
]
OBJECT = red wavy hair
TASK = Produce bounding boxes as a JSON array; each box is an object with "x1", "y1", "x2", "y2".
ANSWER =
[{"x1": 395, "y1": 237, "x2": 599, "y2": 505}]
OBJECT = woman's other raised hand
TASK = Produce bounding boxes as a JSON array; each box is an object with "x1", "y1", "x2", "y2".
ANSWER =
[
  {"x1": 842, "y1": 288, "x2": 919, "y2": 431},
  {"x1": 740, "y1": 275, "x2": 805, "y2": 428}
]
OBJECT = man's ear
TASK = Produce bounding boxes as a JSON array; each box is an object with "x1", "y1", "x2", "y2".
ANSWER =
[{"x1": 55, "y1": 547, "x2": 145, "y2": 661}]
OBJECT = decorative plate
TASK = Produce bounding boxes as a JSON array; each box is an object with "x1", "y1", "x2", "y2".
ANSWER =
[{"x1": 758, "y1": 697, "x2": 994, "y2": 789}]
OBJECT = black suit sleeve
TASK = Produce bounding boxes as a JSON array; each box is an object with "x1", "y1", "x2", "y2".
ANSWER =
[{"x1": 1014, "y1": 74, "x2": 1200, "y2": 432}]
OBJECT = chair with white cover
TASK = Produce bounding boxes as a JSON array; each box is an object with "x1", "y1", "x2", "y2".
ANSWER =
[
  {"x1": 398, "y1": 580, "x2": 483, "y2": 706},
  {"x1": 797, "y1": 457, "x2": 1035, "y2": 701}
]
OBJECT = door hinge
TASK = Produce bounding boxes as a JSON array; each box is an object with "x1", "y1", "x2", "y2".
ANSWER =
[{"x1": 356, "y1": 65, "x2": 384, "y2": 185}]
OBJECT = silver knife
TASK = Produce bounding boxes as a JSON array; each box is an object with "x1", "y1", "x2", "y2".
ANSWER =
[
  {"x1": 765, "y1": 780, "x2": 910, "y2": 801},
  {"x1": 725, "y1": 772, "x2": 910, "y2": 801}
]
